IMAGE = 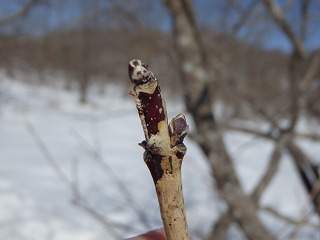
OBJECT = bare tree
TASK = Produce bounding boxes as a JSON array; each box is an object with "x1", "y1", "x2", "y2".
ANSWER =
[
  {"x1": 2, "y1": 0, "x2": 320, "y2": 239},
  {"x1": 261, "y1": 0, "x2": 320, "y2": 217},
  {"x1": 164, "y1": 0, "x2": 320, "y2": 239},
  {"x1": 164, "y1": 1, "x2": 276, "y2": 239}
]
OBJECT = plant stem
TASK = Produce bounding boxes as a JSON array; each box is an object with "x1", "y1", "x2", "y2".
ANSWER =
[{"x1": 128, "y1": 59, "x2": 189, "y2": 240}]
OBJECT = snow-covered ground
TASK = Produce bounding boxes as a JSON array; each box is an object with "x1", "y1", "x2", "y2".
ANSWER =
[{"x1": 0, "y1": 72, "x2": 319, "y2": 240}]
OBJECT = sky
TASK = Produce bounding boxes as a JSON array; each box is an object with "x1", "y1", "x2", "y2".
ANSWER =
[{"x1": 0, "y1": 0, "x2": 319, "y2": 53}]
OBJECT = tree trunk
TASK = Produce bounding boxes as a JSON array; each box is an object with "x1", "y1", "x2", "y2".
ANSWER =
[{"x1": 164, "y1": 1, "x2": 275, "y2": 239}]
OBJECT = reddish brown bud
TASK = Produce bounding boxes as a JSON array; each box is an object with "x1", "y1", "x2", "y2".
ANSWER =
[{"x1": 169, "y1": 113, "x2": 189, "y2": 145}]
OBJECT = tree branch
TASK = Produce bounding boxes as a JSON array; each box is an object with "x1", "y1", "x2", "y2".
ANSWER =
[
  {"x1": 0, "y1": 0, "x2": 41, "y2": 26},
  {"x1": 219, "y1": 123, "x2": 274, "y2": 139},
  {"x1": 300, "y1": 52, "x2": 320, "y2": 90},
  {"x1": 232, "y1": 0, "x2": 260, "y2": 34},
  {"x1": 128, "y1": 59, "x2": 190, "y2": 240},
  {"x1": 251, "y1": 136, "x2": 288, "y2": 202},
  {"x1": 295, "y1": 132, "x2": 320, "y2": 142},
  {"x1": 287, "y1": 141, "x2": 320, "y2": 216},
  {"x1": 26, "y1": 121, "x2": 120, "y2": 239},
  {"x1": 262, "y1": 0, "x2": 306, "y2": 58},
  {"x1": 300, "y1": 0, "x2": 310, "y2": 41},
  {"x1": 208, "y1": 210, "x2": 233, "y2": 240},
  {"x1": 261, "y1": 206, "x2": 320, "y2": 229},
  {"x1": 70, "y1": 128, "x2": 152, "y2": 230},
  {"x1": 164, "y1": 0, "x2": 275, "y2": 239}
]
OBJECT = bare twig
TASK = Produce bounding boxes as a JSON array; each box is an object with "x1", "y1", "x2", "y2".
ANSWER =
[
  {"x1": 232, "y1": 0, "x2": 260, "y2": 34},
  {"x1": 294, "y1": 132, "x2": 320, "y2": 142},
  {"x1": 251, "y1": 136, "x2": 288, "y2": 202},
  {"x1": 128, "y1": 59, "x2": 189, "y2": 240},
  {"x1": 219, "y1": 123, "x2": 274, "y2": 139},
  {"x1": 0, "y1": 0, "x2": 41, "y2": 26},
  {"x1": 165, "y1": 0, "x2": 275, "y2": 239},
  {"x1": 300, "y1": 52, "x2": 320, "y2": 90},
  {"x1": 262, "y1": 0, "x2": 306, "y2": 58},
  {"x1": 70, "y1": 128, "x2": 152, "y2": 229},
  {"x1": 237, "y1": 89, "x2": 281, "y2": 129},
  {"x1": 287, "y1": 142, "x2": 320, "y2": 216},
  {"x1": 208, "y1": 210, "x2": 233, "y2": 240},
  {"x1": 221, "y1": 123, "x2": 320, "y2": 143},
  {"x1": 66, "y1": 1, "x2": 141, "y2": 31},
  {"x1": 261, "y1": 207, "x2": 320, "y2": 229},
  {"x1": 289, "y1": 179, "x2": 320, "y2": 239},
  {"x1": 26, "y1": 121, "x2": 120, "y2": 239},
  {"x1": 300, "y1": 0, "x2": 311, "y2": 41}
]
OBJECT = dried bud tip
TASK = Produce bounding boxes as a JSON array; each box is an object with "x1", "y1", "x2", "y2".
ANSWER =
[
  {"x1": 129, "y1": 90, "x2": 136, "y2": 96},
  {"x1": 138, "y1": 140, "x2": 148, "y2": 150},
  {"x1": 128, "y1": 59, "x2": 152, "y2": 85}
]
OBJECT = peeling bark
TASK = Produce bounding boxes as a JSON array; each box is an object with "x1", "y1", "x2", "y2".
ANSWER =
[{"x1": 128, "y1": 59, "x2": 189, "y2": 240}]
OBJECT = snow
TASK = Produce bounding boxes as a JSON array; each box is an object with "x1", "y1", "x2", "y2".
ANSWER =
[{"x1": 0, "y1": 72, "x2": 319, "y2": 239}]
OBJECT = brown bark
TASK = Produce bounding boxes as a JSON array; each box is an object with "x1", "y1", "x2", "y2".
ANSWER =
[
  {"x1": 164, "y1": 0, "x2": 275, "y2": 239},
  {"x1": 208, "y1": 210, "x2": 232, "y2": 240},
  {"x1": 251, "y1": 136, "x2": 288, "y2": 203}
]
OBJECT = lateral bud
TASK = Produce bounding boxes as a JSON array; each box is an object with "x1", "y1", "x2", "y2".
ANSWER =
[{"x1": 169, "y1": 113, "x2": 189, "y2": 146}]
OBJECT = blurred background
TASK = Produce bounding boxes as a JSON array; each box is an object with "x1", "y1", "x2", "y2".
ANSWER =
[{"x1": 0, "y1": 0, "x2": 320, "y2": 239}]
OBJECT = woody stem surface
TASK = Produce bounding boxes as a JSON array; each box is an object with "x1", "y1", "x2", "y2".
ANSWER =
[{"x1": 128, "y1": 59, "x2": 189, "y2": 240}]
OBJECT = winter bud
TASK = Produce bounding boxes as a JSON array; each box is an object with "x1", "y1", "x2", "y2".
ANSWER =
[
  {"x1": 128, "y1": 59, "x2": 153, "y2": 85},
  {"x1": 169, "y1": 113, "x2": 189, "y2": 145}
]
